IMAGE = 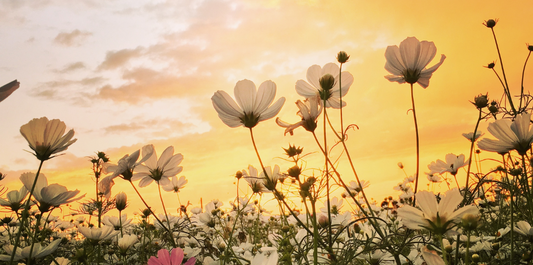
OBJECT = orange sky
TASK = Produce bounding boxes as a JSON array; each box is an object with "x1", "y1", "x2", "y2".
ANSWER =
[{"x1": 1, "y1": 0, "x2": 532, "y2": 217}]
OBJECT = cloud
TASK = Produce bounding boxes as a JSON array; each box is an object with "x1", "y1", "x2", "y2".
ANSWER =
[
  {"x1": 97, "y1": 47, "x2": 144, "y2": 70},
  {"x1": 58, "y1": 62, "x2": 86, "y2": 73},
  {"x1": 54, "y1": 29, "x2": 92, "y2": 47}
]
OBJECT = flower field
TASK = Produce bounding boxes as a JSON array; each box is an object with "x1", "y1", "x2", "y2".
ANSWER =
[{"x1": 2, "y1": 19, "x2": 533, "y2": 265}]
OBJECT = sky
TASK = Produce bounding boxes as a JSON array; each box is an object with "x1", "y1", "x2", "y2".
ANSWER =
[{"x1": 1, "y1": 0, "x2": 532, "y2": 217}]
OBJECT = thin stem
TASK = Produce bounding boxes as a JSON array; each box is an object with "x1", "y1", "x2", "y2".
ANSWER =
[
  {"x1": 491, "y1": 27, "x2": 516, "y2": 114},
  {"x1": 323, "y1": 104, "x2": 333, "y2": 250},
  {"x1": 9, "y1": 159, "x2": 45, "y2": 265},
  {"x1": 158, "y1": 182, "x2": 173, "y2": 233},
  {"x1": 410, "y1": 83, "x2": 421, "y2": 205},
  {"x1": 128, "y1": 181, "x2": 176, "y2": 248},
  {"x1": 520, "y1": 51, "x2": 532, "y2": 110},
  {"x1": 464, "y1": 109, "x2": 483, "y2": 204}
]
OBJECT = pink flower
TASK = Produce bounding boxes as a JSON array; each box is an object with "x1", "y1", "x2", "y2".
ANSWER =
[{"x1": 148, "y1": 248, "x2": 196, "y2": 265}]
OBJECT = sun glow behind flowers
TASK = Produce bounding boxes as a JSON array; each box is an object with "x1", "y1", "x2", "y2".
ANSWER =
[{"x1": 0, "y1": 0, "x2": 532, "y2": 219}]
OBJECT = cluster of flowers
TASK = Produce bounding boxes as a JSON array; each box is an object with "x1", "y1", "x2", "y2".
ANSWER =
[{"x1": 2, "y1": 18, "x2": 533, "y2": 265}]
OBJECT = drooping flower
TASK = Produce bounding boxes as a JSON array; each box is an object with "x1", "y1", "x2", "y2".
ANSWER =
[
  {"x1": 212, "y1": 79, "x2": 285, "y2": 128},
  {"x1": 133, "y1": 145, "x2": 184, "y2": 188},
  {"x1": 478, "y1": 113, "x2": 533, "y2": 155},
  {"x1": 397, "y1": 188, "x2": 478, "y2": 235},
  {"x1": 427, "y1": 153, "x2": 469, "y2": 176},
  {"x1": 295, "y1": 63, "x2": 353, "y2": 108},
  {"x1": 0, "y1": 79, "x2": 19, "y2": 103},
  {"x1": 0, "y1": 239, "x2": 61, "y2": 262},
  {"x1": 162, "y1": 176, "x2": 188, "y2": 193},
  {"x1": 276, "y1": 96, "x2": 323, "y2": 135},
  {"x1": 20, "y1": 117, "x2": 77, "y2": 161},
  {"x1": 148, "y1": 247, "x2": 196, "y2": 265},
  {"x1": 384, "y1": 37, "x2": 446, "y2": 88},
  {"x1": 20, "y1": 173, "x2": 84, "y2": 212}
]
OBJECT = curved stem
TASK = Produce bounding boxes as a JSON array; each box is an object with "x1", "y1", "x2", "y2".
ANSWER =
[
  {"x1": 410, "y1": 83, "x2": 421, "y2": 206},
  {"x1": 128, "y1": 181, "x2": 176, "y2": 248}
]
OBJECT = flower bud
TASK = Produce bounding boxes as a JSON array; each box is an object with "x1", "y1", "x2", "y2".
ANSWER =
[
  {"x1": 445, "y1": 245, "x2": 453, "y2": 253},
  {"x1": 484, "y1": 19, "x2": 498, "y2": 28},
  {"x1": 318, "y1": 215, "x2": 329, "y2": 228},
  {"x1": 472, "y1": 94, "x2": 489, "y2": 109},
  {"x1": 235, "y1": 171, "x2": 243, "y2": 179},
  {"x1": 472, "y1": 254, "x2": 480, "y2": 262},
  {"x1": 486, "y1": 62, "x2": 495, "y2": 69},
  {"x1": 283, "y1": 145, "x2": 303, "y2": 158},
  {"x1": 115, "y1": 192, "x2": 128, "y2": 211},
  {"x1": 288, "y1": 166, "x2": 301, "y2": 178},
  {"x1": 461, "y1": 213, "x2": 479, "y2": 231},
  {"x1": 337, "y1": 51, "x2": 350, "y2": 64},
  {"x1": 319, "y1": 74, "x2": 335, "y2": 91}
]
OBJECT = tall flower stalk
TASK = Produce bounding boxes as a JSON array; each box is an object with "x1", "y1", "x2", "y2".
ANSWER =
[{"x1": 384, "y1": 37, "x2": 446, "y2": 202}]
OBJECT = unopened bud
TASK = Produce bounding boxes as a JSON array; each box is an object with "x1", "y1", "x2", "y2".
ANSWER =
[
  {"x1": 337, "y1": 51, "x2": 350, "y2": 64},
  {"x1": 461, "y1": 214, "x2": 479, "y2": 231},
  {"x1": 472, "y1": 254, "x2": 480, "y2": 262},
  {"x1": 472, "y1": 94, "x2": 489, "y2": 109},
  {"x1": 235, "y1": 171, "x2": 243, "y2": 179},
  {"x1": 288, "y1": 166, "x2": 301, "y2": 178},
  {"x1": 484, "y1": 19, "x2": 498, "y2": 28}
]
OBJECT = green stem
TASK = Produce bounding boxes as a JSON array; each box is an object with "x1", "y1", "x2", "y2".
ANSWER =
[
  {"x1": 128, "y1": 181, "x2": 176, "y2": 248},
  {"x1": 464, "y1": 109, "x2": 483, "y2": 205},
  {"x1": 9, "y1": 159, "x2": 45, "y2": 265},
  {"x1": 158, "y1": 182, "x2": 173, "y2": 233},
  {"x1": 490, "y1": 27, "x2": 516, "y2": 115},
  {"x1": 519, "y1": 51, "x2": 531, "y2": 110},
  {"x1": 410, "y1": 83, "x2": 420, "y2": 205}
]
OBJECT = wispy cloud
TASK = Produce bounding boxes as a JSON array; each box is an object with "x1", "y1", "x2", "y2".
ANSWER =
[
  {"x1": 54, "y1": 29, "x2": 92, "y2": 47},
  {"x1": 97, "y1": 47, "x2": 144, "y2": 70}
]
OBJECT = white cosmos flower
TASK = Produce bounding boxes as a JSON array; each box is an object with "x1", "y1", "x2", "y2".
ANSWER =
[
  {"x1": 397, "y1": 188, "x2": 478, "y2": 234},
  {"x1": 462, "y1": 131, "x2": 484, "y2": 143},
  {"x1": 102, "y1": 214, "x2": 132, "y2": 230},
  {"x1": 118, "y1": 234, "x2": 139, "y2": 252},
  {"x1": 0, "y1": 239, "x2": 61, "y2": 262},
  {"x1": 133, "y1": 145, "x2": 184, "y2": 188},
  {"x1": 162, "y1": 176, "x2": 188, "y2": 193},
  {"x1": 20, "y1": 173, "x2": 84, "y2": 212},
  {"x1": 384, "y1": 37, "x2": 446, "y2": 88},
  {"x1": 478, "y1": 113, "x2": 533, "y2": 155},
  {"x1": 20, "y1": 117, "x2": 77, "y2": 161},
  {"x1": 242, "y1": 165, "x2": 268, "y2": 194},
  {"x1": 276, "y1": 96, "x2": 323, "y2": 135},
  {"x1": 295, "y1": 63, "x2": 353, "y2": 109},
  {"x1": 212, "y1": 79, "x2": 285, "y2": 128},
  {"x1": 0, "y1": 186, "x2": 28, "y2": 211},
  {"x1": 78, "y1": 225, "x2": 119, "y2": 241},
  {"x1": 427, "y1": 153, "x2": 468, "y2": 176},
  {"x1": 514, "y1": 221, "x2": 533, "y2": 236}
]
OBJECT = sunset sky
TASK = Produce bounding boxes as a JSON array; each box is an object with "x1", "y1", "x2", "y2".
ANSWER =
[{"x1": 1, "y1": 0, "x2": 532, "y2": 217}]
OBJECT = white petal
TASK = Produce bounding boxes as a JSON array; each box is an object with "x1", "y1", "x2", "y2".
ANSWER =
[
  {"x1": 306, "y1": 65, "x2": 322, "y2": 90},
  {"x1": 384, "y1": 45, "x2": 405, "y2": 75},
  {"x1": 234, "y1": 79, "x2": 256, "y2": 114},
  {"x1": 416, "y1": 40, "x2": 437, "y2": 70},
  {"x1": 254, "y1": 80, "x2": 277, "y2": 114},
  {"x1": 399, "y1": 37, "x2": 421, "y2": 71},
  {"x1": 295, "y1": 80, "x2": 319, "y2": 98},
  {"x1": 258, "y1": 97, "x2": 285, "y2": 122}
]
